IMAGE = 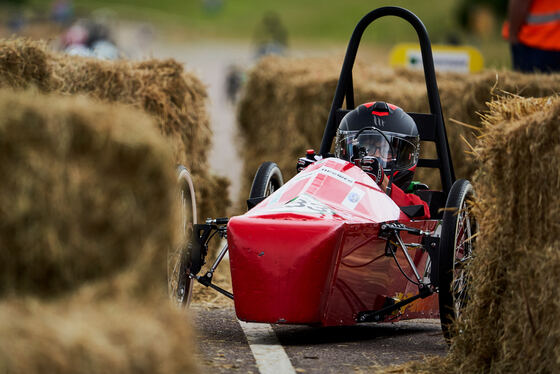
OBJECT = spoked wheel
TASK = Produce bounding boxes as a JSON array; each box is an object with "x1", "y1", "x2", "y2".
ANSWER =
[
  {"x1": 168, "y1": 165, "x2": 197, "y2": 307},
  {"x1": 249, "y1": 161, "x2": 283, "y2": 199},
  {"x1": 438, "y1": 179, "x2": 477, "y2": 342}
]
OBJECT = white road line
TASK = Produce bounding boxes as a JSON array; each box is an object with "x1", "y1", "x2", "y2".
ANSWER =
[{"x1": 238, "y1": 321, "x2": 296, "y2": 374}]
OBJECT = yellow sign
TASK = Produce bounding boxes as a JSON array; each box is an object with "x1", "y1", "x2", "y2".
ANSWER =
[{"x1": 390, "y1": 43, "x2": 484, "y2": 73}]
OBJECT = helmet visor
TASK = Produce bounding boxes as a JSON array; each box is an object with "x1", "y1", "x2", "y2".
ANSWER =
[{"x1": 335, "y1": 130, "x2": 419, "y2": 170}]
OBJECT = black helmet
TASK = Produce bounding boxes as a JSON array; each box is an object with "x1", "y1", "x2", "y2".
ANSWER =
[{"x1": 335, "y1": 101, "x2": 420, "y2": 189}]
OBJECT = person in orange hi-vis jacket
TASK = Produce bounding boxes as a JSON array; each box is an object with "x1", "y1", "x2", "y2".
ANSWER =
[{"x1": 503, "y1": 0, "x2": 560, "y2": 72}]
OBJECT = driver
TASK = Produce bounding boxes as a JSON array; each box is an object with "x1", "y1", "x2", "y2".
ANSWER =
[{"x1": 335, "y1": 101, "x2": 430, "y2": 219}]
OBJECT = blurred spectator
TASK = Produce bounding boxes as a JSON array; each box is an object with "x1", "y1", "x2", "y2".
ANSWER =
[
  {"x1": 86, "y1": 20, "x2": 111, "y2": 46},
  {"x1": 253, "y1": 11, "x2": 288, "y2": 59},
  {"x1": 62, "y1": 19, "x2": 119, "y2": 60},
  {"x1": 65, "y1": 44, "x2": 94, "y2": 58},
  {"x1": 503, "y1": 0, "x2": 560, "y2": 72},
  {"x1": 63, "y1": 21, "x2": 88, "y2": 46},
  {"x1": 91, "y1": 40, "x2": 119, "y2": 60},
  {"x1": 4, "y1": 0, "x2": 27, "y2": 33},
  {"x1": 7, "y1": 10, "x2": 25, "y2": 32},
  {"x1": 457, "y1": 0, "x2": 507, "y2": 32},
  {"x1": 51, "y1": 0, "x2": 74, "y2": 26},
  {"x1": 225, "y1": 64, "x2": 243, "y2": 104}
]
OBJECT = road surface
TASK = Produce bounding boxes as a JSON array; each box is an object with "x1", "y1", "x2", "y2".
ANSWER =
[{"x1": 192, "y1": 305, "x2": 447, "y2": 373}]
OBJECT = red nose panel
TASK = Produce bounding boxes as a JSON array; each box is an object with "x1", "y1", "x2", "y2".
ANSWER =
[
  {"x1": 228, "y1": 216, "x2": 344, "y2": 324},
  {"x1": 227, "y1": 158, "x2": 439, "y2": 326}
]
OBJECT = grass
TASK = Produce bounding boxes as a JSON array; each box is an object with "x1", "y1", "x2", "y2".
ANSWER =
[
  {"x1": 31, "y1": 0, "x2": 463, "y2": 43},
  {"x1": 23, "y1": 0, "x2": 510, "y2": 67}
]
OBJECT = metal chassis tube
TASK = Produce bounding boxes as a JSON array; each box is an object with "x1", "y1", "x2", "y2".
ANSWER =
[{"x1": 192, "y1": 219, "x2": 234, "y2": 300}]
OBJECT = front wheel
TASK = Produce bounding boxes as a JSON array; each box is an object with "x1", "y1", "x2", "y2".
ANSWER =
[
  {"x1": 249, "y1": 161, "x2": 283, "y2": 199},
  {"x1": 168, "y1": 166, "x2": 197, "y2": 307},
  {"x1": 438, "y1": 179, "x2": 477, "y2": 341}
]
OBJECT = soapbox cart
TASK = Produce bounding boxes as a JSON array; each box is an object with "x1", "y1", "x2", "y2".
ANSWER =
[{"x1": 169, "y1": 6, "x2": 477, "y2": 341}]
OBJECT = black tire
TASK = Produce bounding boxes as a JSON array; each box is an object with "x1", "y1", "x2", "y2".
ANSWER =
[
  {"x1": 168, "y1": 165, "x2": 196, "y2": 307},
  {"x1": 249, "y1": 162, "x2": 283, "y2": 199},
  {"x1": 438, "y1": 179, "x2": 477, "y2": 341}
]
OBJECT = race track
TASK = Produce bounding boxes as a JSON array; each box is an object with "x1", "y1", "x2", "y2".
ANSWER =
[{"x1": 193, "y1": 306, "x2": 447, "y2": 373}]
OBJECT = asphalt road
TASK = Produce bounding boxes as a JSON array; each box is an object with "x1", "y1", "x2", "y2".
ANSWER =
[{"x1": 192, "y1": 305, "x2": 447, "y2": 373}]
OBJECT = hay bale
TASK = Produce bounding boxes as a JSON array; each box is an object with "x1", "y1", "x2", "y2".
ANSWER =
[
  {"x1": 0, "y1": 38, "x2": 228, "y2": 220},
  {"x1": 0, "y1": 297, "x2": 198, "y2": 374},
  {"x1": 237, "y1": 55, "x2": 560, "y2": 204},
  {"x1": 0, "y1": 89, "x2": 177, "y2": 299},
  {"x1": 378, "y1": 96, "x2": 560, "y2": 373},
  {"x1": 0, "y1": 88, "x2": 200, "y2": 373},
  {"x1": 236, "y1": 56, "x2": 340, "y2": 207},
  {"x1": 447, "y1": 95, "x2": 560, "y2": 373},
  {"x1": 236, "y1": 56, "x2": 459, "y2": 203},
  {"x1": 52, "y1": 56, "x2": 211, "y2": 170},
  {"x1": 0, "y1": 39, "x2": 53, "y2": 91},
  {"x1": 434, "y1": 71, "x2": 560, "y2": 187}
]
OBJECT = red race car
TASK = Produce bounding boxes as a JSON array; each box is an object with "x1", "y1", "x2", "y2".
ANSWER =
[{"x1": 170, "y1": 6, "x2": 477, "y2": 341}]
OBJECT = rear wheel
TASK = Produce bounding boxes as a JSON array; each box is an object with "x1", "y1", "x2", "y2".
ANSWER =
[
  {"x1": 438, "y1": 179, "x2": 477, "y2": 341},
  {"x1": 168, "y1": 166, "x2": 197, "y2": 307},
  {"x1": 249, "y1": 161, "x2": 283, "y2": 199}
]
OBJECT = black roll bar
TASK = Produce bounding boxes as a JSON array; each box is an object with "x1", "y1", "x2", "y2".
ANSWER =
[{"x1": 318, "y1": 6, "x2": 455, "y2": 194}]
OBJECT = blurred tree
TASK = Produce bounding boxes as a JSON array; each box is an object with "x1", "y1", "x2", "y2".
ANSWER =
[
  {"x1": 457, "y1": 0, "x2": 508, "y2": 27},
  {"x1": 456, "y1": 0, "x2": 508, "y2": 38},
  {"x1": 253, "y1": 11, "x2": 288, "y2": 58}
]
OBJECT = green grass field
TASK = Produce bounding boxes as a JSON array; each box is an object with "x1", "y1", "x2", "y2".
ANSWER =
[
  {"x1": 25, "y1": 0, "x2": 510, "y2": 67},
  {"x1": 47, "y1": 0, "x2": 463, "y2": 42}
]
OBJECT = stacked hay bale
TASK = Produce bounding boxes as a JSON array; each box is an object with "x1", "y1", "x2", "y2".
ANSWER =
[
  {"x1": 0, "y1": 38, "x2": 229, "y2": 220},
  {"x1": 0, "y1": 298, "x2": 196, "y2": 374},
  {"x1": 379, "y1": 96, "x2": 560, "y2": 374},
  {"x1": 0, "y1": 89, "x2": 198, "y2": 373},
  {"x1": 237, "y1": 56, "x2": 463, "y2": 200},
  {"x1": 0, "y1": 90, "x2": 174, "y2": 298},
  {"x1": 447, "y1": 95, "x2": 560, "y2": 373},
  {"x1": 237, "y1": 55, "x2": 560, "y2": 202}
]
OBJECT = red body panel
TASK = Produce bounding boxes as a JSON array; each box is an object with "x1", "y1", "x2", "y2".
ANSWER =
[
  {"x1": 229, "y1": 218, "x2": 343, "y2": 323},
  {"x1": 228, "y1": 158, "x2": 439, "y2": 326}
]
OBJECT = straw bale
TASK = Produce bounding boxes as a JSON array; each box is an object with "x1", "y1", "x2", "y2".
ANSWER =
[
  {"x1": 237, "y1": 56, "x2": 339, "y2": 206},
  {"x1": 446, "y1": 95, "x2": 560, "y2": 373},
  {"x1": 377, "y1": 95, "x2": 560, "y2": 373},
  {"x1": 237, "y1": 56, "x2": 456, "y2": 202},
  {"x1": 0, "y1": 297, "x2": 198, "y2": 374},
  {"x1": 0, "y1": 38, "x2": 53, "y2": 90},
  {"x1": 237, "y1": 55, "x2": 560, "y2": 203},
  {"x1": 0, "y1": 89, "x2": 178, "y2": 299},
  {"x1": 0, "y1": 38, "x2": 228, "y2": 221}
]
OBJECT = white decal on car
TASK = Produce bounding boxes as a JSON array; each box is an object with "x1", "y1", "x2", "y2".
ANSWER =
[
  {"x1": 341, "y1": 187, "x2": 365, "y2": 210},
  {"x1": 317, "y1": 166, "x2": 355, "y2": 185},
  {"x1": 248, "y1": 193, "x2": 336, "y2": 218}
]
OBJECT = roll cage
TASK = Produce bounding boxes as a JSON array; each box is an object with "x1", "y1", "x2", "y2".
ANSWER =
[{"x1": 318, "y1": 6, "x2": 456, "y2": 199}]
